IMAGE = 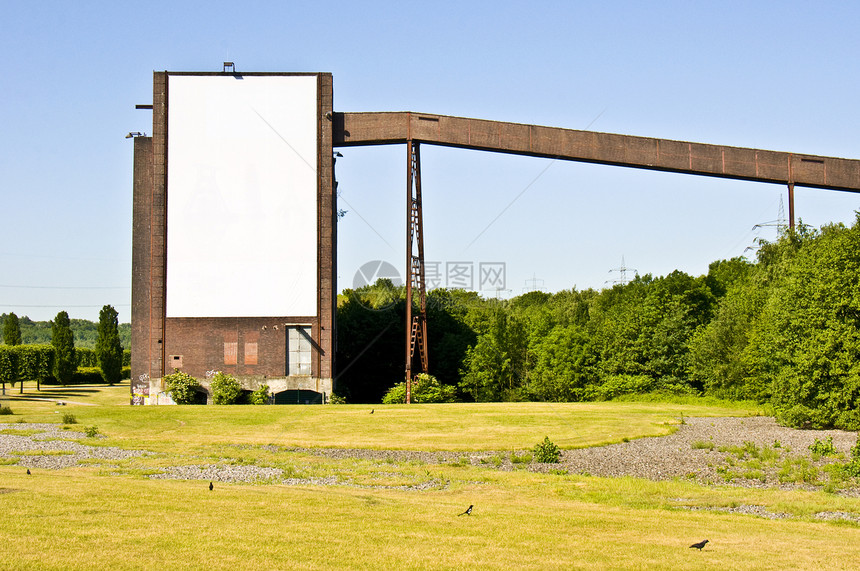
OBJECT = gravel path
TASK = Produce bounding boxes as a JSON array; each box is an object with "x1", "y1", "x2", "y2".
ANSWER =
[{"x1": 2, "y1": 418, "x2": 858, "y2": 495}]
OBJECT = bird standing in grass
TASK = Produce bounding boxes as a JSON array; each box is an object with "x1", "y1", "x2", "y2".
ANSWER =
[
  {"x1": 209, "y1": 481, "x2": 213, "y2": 491},
  {"x1": 690, "y1": 539, "x2": 709, "y2": 550},
  {"x1": 370, "y1": 409, "x2": 374, "y2": 414},
  {"x1": 458, "y1": 505, "x2": 473, "y2": 516},
  {"x1": 26, "y1": 469, "x2": 31, "y2": 475}
]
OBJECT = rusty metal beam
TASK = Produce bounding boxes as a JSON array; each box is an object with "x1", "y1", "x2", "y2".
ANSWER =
[{"x1": 333, "y1": 112, "x2": 860, "y2": 193}]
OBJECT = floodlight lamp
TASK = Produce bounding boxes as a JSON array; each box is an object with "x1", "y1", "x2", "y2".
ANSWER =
[
  {"x1": 223, "y1": 62, "x2": 235, "y2": 72},
  {"x1": 125, "y1": 132, "x2": 144, "y2": 139}
]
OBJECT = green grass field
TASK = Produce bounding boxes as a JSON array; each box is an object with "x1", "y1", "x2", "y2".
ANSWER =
[{"x1": 1, "y1": 384, "x2": 859, "y2": 570}]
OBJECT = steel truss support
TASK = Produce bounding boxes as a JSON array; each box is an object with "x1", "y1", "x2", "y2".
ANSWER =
[{"x1": 405, "y1": 140, "x2": 429, "y2": 403}]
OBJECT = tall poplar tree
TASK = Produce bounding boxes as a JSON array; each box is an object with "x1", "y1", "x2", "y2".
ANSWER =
[
  {"x1": 96, "y1": 305, "x2": 123, "y2": 385},
  {"x1": 3, "y1": 312, "x2": 22, "y2": 345},
  {"x1": 51, "y1": 311, "x2": 76, "y2": 385}
]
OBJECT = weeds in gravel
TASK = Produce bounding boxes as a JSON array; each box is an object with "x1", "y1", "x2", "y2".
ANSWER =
[
  {"x1": 810, "y1": 436, "x2": 840, "y2": 460},
  {"x1": 511, "y1": 451, "x2": 532, "y2": 464},
  {"x1": 691, "y1": 440, "x2": 715, "y2": 451}
]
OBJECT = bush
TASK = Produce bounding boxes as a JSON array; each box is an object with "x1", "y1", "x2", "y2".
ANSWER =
[
  {"x1": 249, "y1": 384, "x2": 269, "y2": 405},
  {"x1": 75, "y1": 347, "x2": 98, "y2": 368},
  {"x1": 121, "y1": 366, "x2": 131, "y2": 380},
  {"x1": 211, "y1": 372, "x2": 243, "y2": 405},
  {"x1": 164, "y1": 371, "x2": 202, "y2": 405},
  {"x1": 595, "y1": 374, "x2": 655, "y2": 401},
  {"x1": 328, "y1": 393, "x2": 347, "y2": 404},
  {"x1": 382, "y1": 373, "x2": 457, "y2": 404},
  {"x1": 61, "y1": 413, "x2": 77, "y2": 425},
  {"x1": 533, "y1": 436, "x2": 561, "y2": 463},
  {"x1": 0, "y1": 405, "x2": 12, "y2": 415},
  {"x1": 72, "y1": 367, "x2": 104, "y2": 384},
  {"x1": 809, "y1": 436, "x2": 839, "y2": 459},
  {"x1": 84, "y1": 426, "x2": 100, "y2": 438}
]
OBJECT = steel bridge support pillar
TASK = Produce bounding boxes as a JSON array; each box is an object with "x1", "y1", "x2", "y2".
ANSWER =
[{"x1": 405, "y1": 140, "x2": 429, "y2": 403}]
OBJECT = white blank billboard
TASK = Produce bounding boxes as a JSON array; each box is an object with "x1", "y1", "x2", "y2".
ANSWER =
[{"x1": 166, "y1": 75, "x2": 318, "y2": 317}]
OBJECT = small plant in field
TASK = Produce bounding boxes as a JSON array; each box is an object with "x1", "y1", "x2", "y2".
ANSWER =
[
  {"x1": 61, "y1": 413, "x2": 77, "y2": 424},
  {"x1": 85, "y1": 426, "x2": 100, "y2": 438},
  {"x1": 448, "y1": 456, "x2": 470, "y2": 467},
  {"x1": 778, "y1": 457, "x2": 819, "y2": 484},
  {"x1": 511, "y1": 451, "x2": 532, "y2": 464},
  {"x1": 772, "y1": 440, "x2": 782, "y2": 449},
  {"x1": 809, "y1": 436, "x2": 839, "y2": 460},
  {"x1": 328, "y1": 393, "x2": 347, "y2": 404},
  {"x1": 691, "y1": 440, "x2": 715, "y2": 451},
  {"x1": 843, "y1": 437, "x2": 860, "y2": 477},
  {"x1": 0, "y1": 405, "x2": 13, "y2": 415},
  {"x1": 533, "y1": 436, "x2": 560, "y2": 463},
  {"x1": 548, "y1": 468, "x2": 568, "y2": 476}
]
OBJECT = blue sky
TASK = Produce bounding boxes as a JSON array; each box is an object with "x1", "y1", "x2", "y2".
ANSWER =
[{"x1": 2, "y1": 1, "x2": 859, "y2": 323}]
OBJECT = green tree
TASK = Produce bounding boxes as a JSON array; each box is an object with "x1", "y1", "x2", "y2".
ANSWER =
[
  {"x1": 527, "y1": 325, "x2": 593, "y2": 401},
  {"x1": 3, "y1": 312, "x2": 22, "y2": 346},
  {"x1": 51, "y1": 311, "x2": 76, "y2": 386},
  {"x1": 746, "y1": 221, "x2": 860, "y2": 429},
  {"x1": 95, "y1": 305, "x2": 123, "y2": 385}
]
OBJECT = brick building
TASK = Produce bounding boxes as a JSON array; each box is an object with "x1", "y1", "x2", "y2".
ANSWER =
[{"x1": 131, "y1": 71, "x2": 336, "y2": 404}]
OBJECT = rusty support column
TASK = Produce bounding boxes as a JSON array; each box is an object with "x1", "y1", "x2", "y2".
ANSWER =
[
  {"x1": 405, "y1": 140, "x2": 429, "y2": 403},
  {"x1": 787, "y1": 182, "x2": 796, "y2": 230}
]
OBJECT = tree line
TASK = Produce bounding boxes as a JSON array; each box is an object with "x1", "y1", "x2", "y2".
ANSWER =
[
  {"x1": 336, "y1": 214, "x2": 860, "y2": 430},
  {"x1": 0, "y1": 306, "x2": 126, "y2": 388},
  {"x1": 0, "y1": 313, "x2": 131, "y2": 349}
]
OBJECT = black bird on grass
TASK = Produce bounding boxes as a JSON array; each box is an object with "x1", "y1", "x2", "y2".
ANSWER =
[
  {"x1": 26, "y1": 469, "x2": 31, "y2": 475},
  {"x1": 689, "y1": 539, "x2": 709, "y2": 550},
  {"x1": 458, "y1": 505, "x2": 473, "y2": 516},
  {"x1": 209, "y1": 481, "x2": 213, "y2": 491},
  {"x1": 370, "y1": 409, "x2": 374, "y2": 414}
]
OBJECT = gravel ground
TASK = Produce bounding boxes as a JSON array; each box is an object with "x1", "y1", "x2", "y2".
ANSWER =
[
  {"x1": 2, "y1": 417, "x2": 858, "y2": 495},
  {"x1": 0, "y1": 423, "x2": 147, "y2": 469},
  {"x1": 550, "y1": 416, "x2": 860, "y2": 492}
]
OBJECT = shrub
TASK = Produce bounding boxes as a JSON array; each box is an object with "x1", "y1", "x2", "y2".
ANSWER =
[
  {"x1": 844, "y1": 438, "x2": 860, "y2": 478},
  {"x1": 61, "y1": 413, "x2": 77, "y2": 424},
  {"x1": 84, "y1": 426, "x2": 100, "y2": 438},
  {"x1": 75, "y1": 347, "x2": 98, "y2": 368},
  {"x1": 328, "y1": 393, "x2": 347, "y2": 404},
  {"x1": 533, "y1": 436, "x2": 561, "y2": 463},
  {"x1": 72, "y1": 367, "x2": 104, "y2": 384},
  {"x1": 809, "y1": 436, "x2": 839, "y2": 459},
  {"x1": 164, "y1": 371, "x2": 202, "y2": 405},
  {"x1": 211, "y1": 372, "x2": 243, "y2": 405},
  {"x1": 382, "y1": 373, "x2": 457, "y2": 404},
  {"x1": 249, "y1": 384, "x2": 269, "y2": 405},
  {"x1": 0, "y1": 405, "x2": 12, "y2": 415}
]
